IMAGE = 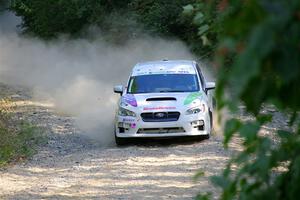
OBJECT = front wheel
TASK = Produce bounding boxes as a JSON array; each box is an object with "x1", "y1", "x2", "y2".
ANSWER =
[
  {"x1": 115, "y1": 133, "x2": 128, "y2": 146},
  {"x1": 202, "y1": 134, "x2": 210, "y2": 140},
  {"x1": 114, "y1": 126, "x2": 128, "y2": 146},
  {"x1": 202, "y1": 111, "x2": 213, "y2": 140},
  {"x1": 209, "y1": 110, "x2": 213, "y2": 130}
]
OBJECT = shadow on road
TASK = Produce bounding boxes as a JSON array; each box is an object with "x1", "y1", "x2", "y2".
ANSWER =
[{"x1": 118, "y1": 136, "x2": 209, "y2": 147}]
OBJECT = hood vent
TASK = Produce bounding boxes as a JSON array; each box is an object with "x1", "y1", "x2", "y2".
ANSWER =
[{"x1": 146, "y1": 97, "x2": 177, "y2": 101}]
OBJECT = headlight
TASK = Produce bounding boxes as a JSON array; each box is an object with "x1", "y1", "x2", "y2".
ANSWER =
[
  {"x1": 186, "y1": 104, "x2": 206, "y2": 115},
  {"x1": 120, "y1": 101, "x2": 128, "y2": 107},
  {"x1": 118, "y1": 107, "x2": 136, "y2": 117}
]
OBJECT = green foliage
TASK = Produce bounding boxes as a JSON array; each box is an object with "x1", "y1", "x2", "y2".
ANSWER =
[
  {"x1": 10, "y1": 0, "x2": 96, "y2": 38},
  {"x1": 190, "y1": 0, "x2": 300, "y2": 199},
  {"x1": 130, "y1": 0, "x2": 210, "y2": 55},
  {"x1": 9, "y1": 0, "x2": 215, "y2": 57},
  {"x1": 130, "y1": 0, "x2": 192, "y2": 35},
  {"x1": 0, "y1": 108, "x2": 44, "y2": 167},
  {"x1": 215, "y1": 0, "x2": 300, "y2": 113},
  {"x1": 182, "y1": 0, "x2": 221, "y2": 57},
  {"x1": 0, "y1": 0, "x2": 6, "y2": 10}
]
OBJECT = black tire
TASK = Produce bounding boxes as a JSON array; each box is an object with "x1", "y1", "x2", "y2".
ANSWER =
[
  {"x1": 114, "y1": 127, "x2": 128, "y2": 146},
  {"x1": 209, "y1": 110, "x2": 213, "y2": 128},
  {"x1": 115, "y1": 135, "x2": 128, "y2": 146},
  {"x1": 202, "y1": 110, "x2": 213, "y2": 140},
  {"x1": 212, "y1": 97, "x2": 217, "y2": 109},
  {"x1": 202, "y1": 134, "x2": 210, "y2": 140}
]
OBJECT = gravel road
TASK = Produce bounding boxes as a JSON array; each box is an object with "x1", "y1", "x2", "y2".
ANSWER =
[{"x1": 0, "y1": 84, "x2": 288, "y2": 200}]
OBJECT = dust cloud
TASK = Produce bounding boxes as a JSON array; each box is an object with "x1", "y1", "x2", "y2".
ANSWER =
[{"x1": 0, "y1": 12, "x2": 199, "y2": 145}]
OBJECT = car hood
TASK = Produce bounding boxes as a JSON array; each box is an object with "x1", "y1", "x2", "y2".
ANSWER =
[{"x1": 120, "y1": 92, "x2": 206, "y2": 112}]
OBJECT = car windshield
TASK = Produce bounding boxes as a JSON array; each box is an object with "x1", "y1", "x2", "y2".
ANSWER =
[{"x1": 127, "y1": 74, "x2": 200, "y2": 94}]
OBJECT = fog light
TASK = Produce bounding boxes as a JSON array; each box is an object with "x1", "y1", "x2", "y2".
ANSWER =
[
  {"x1": 191, "y1": 120, "x2": 204, "y2": 126},
  {"x1": 191, "y1": 120, "x2": 205, "y2": 131},
  {"x1": 118, "y1": 122, "x2": 136, "y2": 129},
  {"x1": 118, "y1": 122, "x2": 131, "y2": 129}
]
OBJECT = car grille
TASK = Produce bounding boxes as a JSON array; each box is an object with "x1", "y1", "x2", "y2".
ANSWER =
[
  {"x1": 141, "y1": 112, "x2": 180, "y2": 122},
  {"x1": 137, "y1": 127, "x2": 185, "y2": 134}
]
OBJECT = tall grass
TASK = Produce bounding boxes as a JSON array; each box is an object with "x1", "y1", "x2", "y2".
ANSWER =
[{"x1": 0, "y1": 98, "x2": 44, "y2": 167}]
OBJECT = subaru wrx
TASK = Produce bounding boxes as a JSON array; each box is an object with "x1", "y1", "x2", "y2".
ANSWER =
[{"x1": 113, "y1": 60, "x2": 215, "y2": 145}]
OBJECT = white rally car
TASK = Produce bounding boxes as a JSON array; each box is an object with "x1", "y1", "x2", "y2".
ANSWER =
[{"x1": 113, "y1": 60, "x2": 215, "y2": 145}]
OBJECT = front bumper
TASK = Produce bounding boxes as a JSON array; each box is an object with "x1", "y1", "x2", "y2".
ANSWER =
[{"x1": 115, "y1": 112, "x2": 211, "y2": 138}]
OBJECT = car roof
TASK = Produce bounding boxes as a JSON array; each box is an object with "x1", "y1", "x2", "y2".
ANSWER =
[{"x1": 131, "y1": 60, "x2": 197, "y2": 76}]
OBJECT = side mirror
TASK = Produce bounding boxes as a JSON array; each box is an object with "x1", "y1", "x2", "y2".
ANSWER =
[
  {"x1": 206, "y1": 82, "x2": 215, "y2": 90},
  {"x1": 114, "y1": 85, "x2": 124, "y2": 95}
]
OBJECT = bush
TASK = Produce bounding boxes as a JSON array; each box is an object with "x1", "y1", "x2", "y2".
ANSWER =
[
  {"x1": 10, "y1": 0, "x2": 95, "y2": 38},
  {"x1": 186, "y1": 0, "x2": 300, "y2": 199},
  {"x1": 9, "y1": 0, "x2": 214, "y2": 57},
  {"x1": 130, "y1": 0, "x2": 214, "y2": 56}
]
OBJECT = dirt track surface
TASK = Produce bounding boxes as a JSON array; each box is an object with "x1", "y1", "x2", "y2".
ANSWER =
[{"x1": 0, "y1": 84, "x2": 288, "y2": 199}]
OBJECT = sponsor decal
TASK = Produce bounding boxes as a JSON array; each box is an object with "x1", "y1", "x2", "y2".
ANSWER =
[
  {"x1": 122, "y1": 118, "x2": 135, "y2": 122},
  {"x1": 135, "y1": 70, "x2": 194, "y2": 76},
  {"x1": 130, "y1": 123, "x2": 136, "y2": 128},
  {"x1": 132, "y1": 66, "x2": 196, "y2": 76},
  {"x1": 177, "y1": 70, "x2": 190, "y2": 74},
  {"x1": 122, "y1": 94, "x2": 137, "y2": 107},
  {"x1": 143, "y1": 106, "x2": 176, "y2": 111},
  {"x1": 184, "y1": 92, "x2": 203, "y2": 105}
]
